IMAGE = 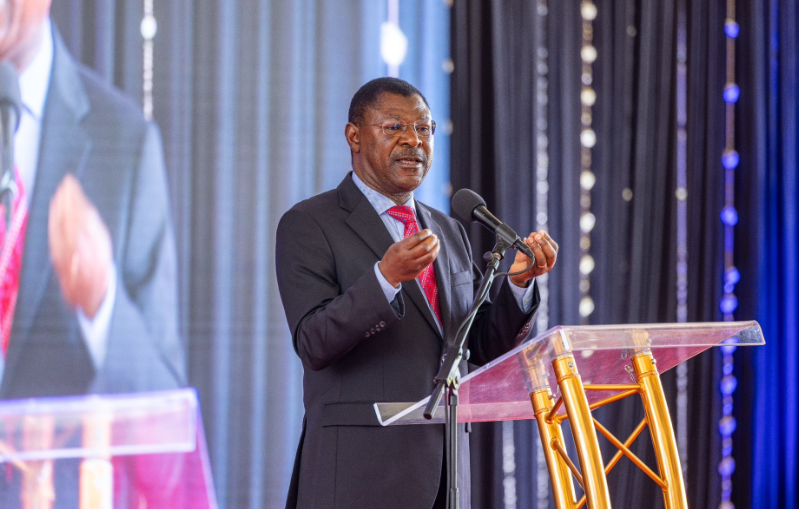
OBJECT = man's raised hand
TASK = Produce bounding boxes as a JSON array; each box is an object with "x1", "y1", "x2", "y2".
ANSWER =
[
  {"x1": 509, "y1": 230, "x2": 559, "y2": 288},
  {"x1": 378, "y1": 229, "x2": 439, "y2": 288},
  {"x1": 48, "y1": 174, "x2": 113, "y2": 319}
]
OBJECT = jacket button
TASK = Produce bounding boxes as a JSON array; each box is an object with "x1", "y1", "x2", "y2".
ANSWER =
[
  {"x1": 370, "y1": 328, "x2": 376, "y2": 334},
  {"x1": 379, "y1": 321, "x2": 386, "y2": 327},
  {"x1": 364, "y1": 332, "x2": 370, "y2": 338}
]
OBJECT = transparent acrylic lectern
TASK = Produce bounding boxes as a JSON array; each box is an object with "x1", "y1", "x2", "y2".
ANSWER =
[
  {"x1": 375, "y1": 321, "x2": 764, "y2": 509},
  {"x1": 0, "y1": 388, "x2": 217, "y2": 509}
]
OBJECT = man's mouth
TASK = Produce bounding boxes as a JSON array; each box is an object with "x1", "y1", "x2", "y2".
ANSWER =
[{"x1": 395, "y1": 155, "x2": 424, "y2": 166}]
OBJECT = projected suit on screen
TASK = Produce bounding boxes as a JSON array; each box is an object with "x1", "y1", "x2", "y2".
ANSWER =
[
  {"x1": 0, "y1": 1, "x2": 184, "y2": 399},
  {"x1": 276, "y1": 78, "x2": 559, "y2": 509}
]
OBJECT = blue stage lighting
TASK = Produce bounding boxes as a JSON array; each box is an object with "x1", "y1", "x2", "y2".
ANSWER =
[
  {"x1": 721, "y1": 205, "x2": 739, "y2": 226},
  {"x1": 724, "y1": 84, "x2": 740, "y2": 103}
]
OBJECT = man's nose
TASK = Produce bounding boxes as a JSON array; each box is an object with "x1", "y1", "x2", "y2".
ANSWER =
[{"x1": 398, "y1": 125, "x2": 423, "y2": 146}]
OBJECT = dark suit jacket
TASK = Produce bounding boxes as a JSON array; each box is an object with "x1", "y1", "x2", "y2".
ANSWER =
[
  {"x1": 276, "y1": 174, "x2": 538, "y2": 509},
  {"x1": 1, "y1": 27, "x2": 185, "y2": 399}
]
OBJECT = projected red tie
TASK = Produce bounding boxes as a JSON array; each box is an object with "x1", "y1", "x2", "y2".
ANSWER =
[
  {"x1": 0, "y1": 168, "x2": 28, "y2": 357},
  {"x1": 386, "y1": 205, "x2": 441, "y2": 322}
]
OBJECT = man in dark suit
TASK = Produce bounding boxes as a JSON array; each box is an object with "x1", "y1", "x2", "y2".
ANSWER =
[
  {"x1": 276, "y1": 77, "x2": 558, "y2": 509},
  {"x1": 0, "y1": 0, "x2": 184, "y2": 399}
]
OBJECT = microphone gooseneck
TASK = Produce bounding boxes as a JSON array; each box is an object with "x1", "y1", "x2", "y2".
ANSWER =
[{"x1": 451, "y1": 188, "x2": 535, "y2": 259}]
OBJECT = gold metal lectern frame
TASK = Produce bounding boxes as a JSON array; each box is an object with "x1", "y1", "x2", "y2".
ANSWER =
[{"x1": 528, "y1": 334, "x2": 687, "y2": 509}]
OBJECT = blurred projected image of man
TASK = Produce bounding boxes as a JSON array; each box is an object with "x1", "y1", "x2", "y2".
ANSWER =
[
  {"x1": 0, "y1": 1, "x2": 186, "y2": 507},
  {"x1": 276, "y1": 77, "x2": 559, "y2": 508},
  {"x1": 0, "y1": 1, "x2": 184, "y2": 399}
]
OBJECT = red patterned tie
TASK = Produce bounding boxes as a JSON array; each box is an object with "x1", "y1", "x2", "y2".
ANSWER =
[
  {"x1": 0, "y1": 168, "x2": 29, "y2": 356},
  {"x1": 386, "y1": 205, "x2": 441, "y2": 322}
]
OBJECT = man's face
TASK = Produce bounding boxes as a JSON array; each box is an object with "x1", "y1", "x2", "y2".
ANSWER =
[
  {"x1": 348, "y1": 92, "x2": 434, "y2": 198},
  {"x1": 0, "y1": 0, "x2": 51, "y2": 70}
]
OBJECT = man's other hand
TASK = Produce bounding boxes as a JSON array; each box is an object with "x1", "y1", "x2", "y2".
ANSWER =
[
  {"x1": 509, "y1": 230, "x2": 559, "y2": 288},
  {"x1": 48, "y1": 174, "x2": 112, "y2": 319},
  {"x1": 378, "y1": 229, "x2": 439, "y2": 288}
]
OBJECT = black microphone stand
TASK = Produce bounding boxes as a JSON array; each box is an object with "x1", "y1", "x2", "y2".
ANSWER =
[
  {"x1": 424, "y1": 235, "x2": 511, "y2": 509},
  {"x1": 0, "y1": 102, "x2": 16, "y2": 231}
]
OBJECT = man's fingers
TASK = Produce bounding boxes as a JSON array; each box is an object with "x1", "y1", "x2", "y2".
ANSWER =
[
  {"x1": 538, "y1": 235, "x2": 557, "y2": 267},
  {"x1": 399, "y1": 228, "x2": 434, "y2": 249},
  {"x1": 538, "y1": 230, "x2": 559, "y2": 254},
  {"x1": 528, "y1": 232, "x2": 557, "y2": 270},
  {"x1": 48, "y1": 191, "x2": 68, "y2": 269},
  {"x1": 380, "y1": 230, "x2": 441, "y2": 285},
  {"x1": 404, "y1": 234, "x2": 438, "y2": 274},
  {"x1": 415, "y1": 241, "x2": 439, "y2": 267},
  {"x1": 407, "y1": 232, "x2": 438, "y2": 256}
]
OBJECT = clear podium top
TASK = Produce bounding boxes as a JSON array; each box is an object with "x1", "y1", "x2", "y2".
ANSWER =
[
  {"x1": 0, "y1": 389, "x2": 196, "y2": 462},
  {"x1": 0, "y1": 389, "x2": 217, "y2": 509},
  {"x1": 375, "y1": 321, "x2": 764, "y2": 426}
]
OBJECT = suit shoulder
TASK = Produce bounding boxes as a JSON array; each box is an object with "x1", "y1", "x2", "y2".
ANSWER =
[
  {"x1": 426, "y1": 205, "x2": 459, "y2": 225},
  {"x1": 419, "y1": 203, "x2": 464, "y2": 232},
  {"x1": 77, "y1": 65, "x2": 150, "y2": 133},
  {"x1": 282, "y1": 188, "x2": 341, "y2": 220}
]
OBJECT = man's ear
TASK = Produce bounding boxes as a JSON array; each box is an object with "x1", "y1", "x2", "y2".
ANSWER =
[{"x1": 345, "y1": 122, "x2": 360, "y2": 154}]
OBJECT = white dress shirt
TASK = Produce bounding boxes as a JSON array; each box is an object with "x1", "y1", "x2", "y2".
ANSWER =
[
  {"x1": 351, "y1": 172, "x2": 535, "y2": 334},
  {"x1": 14, "y1": 18, "x2": 115, "y2": 369}
]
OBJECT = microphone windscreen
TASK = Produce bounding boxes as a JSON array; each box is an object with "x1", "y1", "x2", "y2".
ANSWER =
[
  {"x1": 0, "y1": 61, "x2": 21, "y2": 132},
  {"x1": 451, "y1": 188, "x2": 486, "y2": 222}
]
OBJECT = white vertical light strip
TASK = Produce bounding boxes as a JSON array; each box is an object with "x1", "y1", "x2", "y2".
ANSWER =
[
  {"x1": 503, "y1": 2, "x2": 552, "y2": 507},
  {"x1": 578, "y1": 1, "x2": 598, "y2": 324},
  {"x1": 141, "y1": 0, "x2": 157, "y2": 120},
  {"x1": 382, "y1": 0, "x2": 405, "y2": 77},
  {"x1": 718, "y1": 1, "x2": 741, "y2": 506},
  {"x1": 502, "y1": 420, "x2": 518, "y2": 509},
  {"x1": 533, "y1": 2, "x2": 551, "y2": 508},
  {"x1": 387, "y1": 0, "x2": 398, "y2": 31},
  {"x1": 674, "y1": 0, "x2": 690, "y2": 483}
]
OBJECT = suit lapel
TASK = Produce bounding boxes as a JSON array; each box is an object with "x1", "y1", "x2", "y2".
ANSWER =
[
  {"x1": 10, "y1": 29, "x2": 91, "y2": 355},
  {"x1": 342, "y1": 187, "x2": 395, "y2": 263},
  {"x1": 338, "y1": 176, "x2": 443, "y2": 337},
  {"x1": 416, "y1": 202, "x2": 452, "y2": 339}
]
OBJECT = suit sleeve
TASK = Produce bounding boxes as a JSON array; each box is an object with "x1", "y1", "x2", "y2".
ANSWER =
[
  {"x1": 458, "y1": 221, "x2": 540, "y2": 366},
  {"x1": 91, "y1": 123, "x2": 186, "y2": 393},
  {"x1": 275, "y1": 209, "x2": 404, "y2": 371}
]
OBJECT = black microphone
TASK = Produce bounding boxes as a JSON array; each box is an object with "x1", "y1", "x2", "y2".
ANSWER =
[
  {"x1": 0, "y1": 61, "x2": 21, "y2": 231},
  {"x1": 451, "y1": 188, "x2": 535, "y2": 259}
]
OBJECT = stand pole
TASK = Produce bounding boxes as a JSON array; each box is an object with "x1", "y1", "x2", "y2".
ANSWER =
[
  {"x1": 425, "y1": 237, "x2": 511, "y2": 509},
  {"x1": 446, "y1": 383, "x2": 460, "y2": 509}
]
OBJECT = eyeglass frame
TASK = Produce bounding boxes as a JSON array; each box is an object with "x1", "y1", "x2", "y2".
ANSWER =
[{"x1": 358, "y1": 119, "x2": 437, "y2": 139}]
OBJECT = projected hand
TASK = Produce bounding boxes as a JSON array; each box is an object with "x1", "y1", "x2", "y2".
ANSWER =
[
  {"x1": 509, "y1": 230, "x2": 558, "y2": 287},
  {"x1": 378, "y1": 229, "x2": 440, "y2": 288},
  {"x1": 48, "y1": 174, "x2": 112, "y2": 319}
]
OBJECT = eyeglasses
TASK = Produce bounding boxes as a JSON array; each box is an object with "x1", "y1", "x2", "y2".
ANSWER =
[{"x1": 362, "y1": 120, "x2": 437, "y2": 139}]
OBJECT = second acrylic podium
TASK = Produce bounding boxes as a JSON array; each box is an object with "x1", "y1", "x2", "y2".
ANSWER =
[{"x1": 0, "y1": 388, "x2": 216, "y2": 509}]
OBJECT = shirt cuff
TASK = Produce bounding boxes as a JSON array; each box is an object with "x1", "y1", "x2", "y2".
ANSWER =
[
  {"x1": 509, "y1": 278, "x2": 536, "y2": 313},
  {"x1": 77, "y1": 263, "x2": 117, "y2": 370},
  {"x1": 374, "y1": 262, "x2": 401, "y2": 304}
]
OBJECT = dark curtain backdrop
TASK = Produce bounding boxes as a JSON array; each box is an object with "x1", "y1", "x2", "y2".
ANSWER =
[
  {"x1": 451, "y1": 0, "x2": 777, "y2": 508},
  {"x1": 49, "y1": 1, "x2": 451, "y2": 508}
]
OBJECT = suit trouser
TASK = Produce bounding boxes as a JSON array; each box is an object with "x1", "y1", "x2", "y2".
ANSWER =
[{"x1": 432, "y1": 442, "x2": 448, "y2": 509}]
